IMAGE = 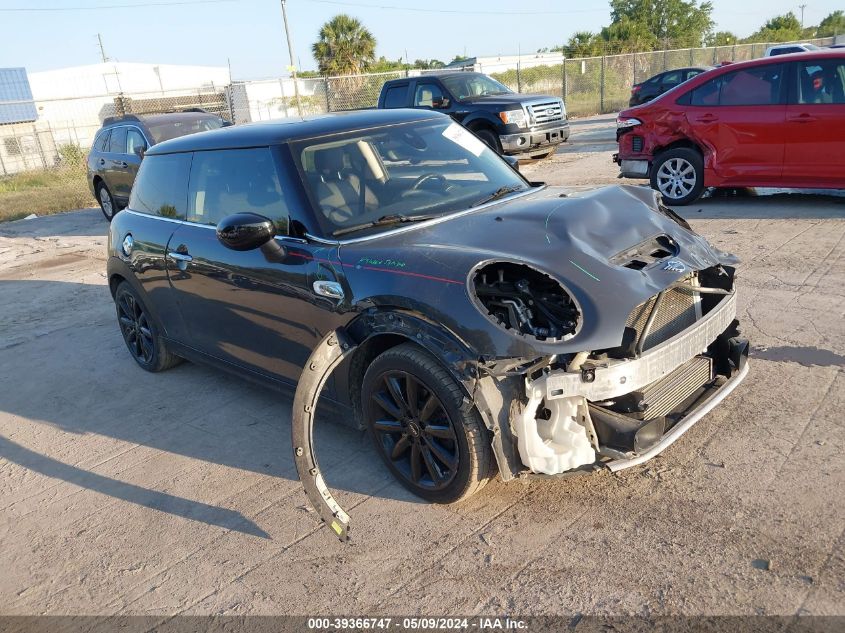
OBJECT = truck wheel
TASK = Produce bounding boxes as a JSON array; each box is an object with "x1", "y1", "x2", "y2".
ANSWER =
[
  {"x1": 362, "y1": 343, "x2": 494, "y2": 503},
  {"x1": 472, "y1": 128, "x2": 502, "y2": 154},
  {"x1": 650, "y1": 147, "x2": 704, "y2": 206}
]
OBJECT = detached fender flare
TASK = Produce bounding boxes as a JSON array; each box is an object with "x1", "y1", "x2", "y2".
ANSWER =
[{"x1": 292, "y1": 328, "x2": 356, "y2": 542}]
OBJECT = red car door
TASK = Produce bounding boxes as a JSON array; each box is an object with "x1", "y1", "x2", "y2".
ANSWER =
[
  {"x1": 783, "y1": 57, "x2": 845, "y2": 186},
  {"x1": 684, "y1": 63, "x2": 786, "y2": 185}
]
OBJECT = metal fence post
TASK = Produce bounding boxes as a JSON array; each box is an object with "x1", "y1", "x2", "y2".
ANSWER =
[
  {"x1": 600, "y1": 55, "x2": 606, "y2": 113},
  {"x1": 324, "y1": 78, "x2": 331, "y2": 112},
  {"x1": 516, "y1": 61, "x2": 522, "y2": 93},
  {"x1": 561, "y1": 58, "x2": 567, "y2": 100}
]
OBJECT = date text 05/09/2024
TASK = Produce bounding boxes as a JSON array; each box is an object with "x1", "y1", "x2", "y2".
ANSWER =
[{"x1": 306, "y1": 617, "x2": 528, "y2": 630}]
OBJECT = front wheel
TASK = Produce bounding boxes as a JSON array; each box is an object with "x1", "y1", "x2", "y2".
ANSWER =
[
  {"x1": 362, "y1": 343, "x2": 494, "y2": 503},
  {"x1": 650, "y1": 147, "x2": 704, "y2": 206},
  {"x1": 472, "y1": 128, "x2": 502, "y2": 154}
]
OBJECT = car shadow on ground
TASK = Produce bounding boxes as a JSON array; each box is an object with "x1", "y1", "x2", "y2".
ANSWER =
[
  {"x1": 676, "y1": 190, "x2": 845, "y2": 220},
  {"x1": 0, "y1": 208, "x2": 105, "y2": 238},
  {"x1": 0, "y1": 280, "x2": 422, "y2": 538}
]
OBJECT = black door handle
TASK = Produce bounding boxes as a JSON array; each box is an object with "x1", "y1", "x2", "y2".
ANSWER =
[
  {"x1": 119, "y1": 161, "x2": 128, "y2": 168},
  {"x1": 99, "y1": 159, "x2": 105, "y2": 166}
]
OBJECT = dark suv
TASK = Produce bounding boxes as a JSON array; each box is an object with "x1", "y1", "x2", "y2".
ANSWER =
[
  {"x1": 377, "y1": 72, "x2": 569, "y2": 159},
  {"x1": 87, "y1": 111, "x2": 228, "y2": 220},
  {"x1": 107, "y1": 108, "x2": 748, "y2": 538}
]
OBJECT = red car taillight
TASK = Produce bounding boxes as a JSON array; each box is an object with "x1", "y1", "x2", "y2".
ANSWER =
[{"x1": 631, "y1": 85, "x2": 641, "y2": 94}]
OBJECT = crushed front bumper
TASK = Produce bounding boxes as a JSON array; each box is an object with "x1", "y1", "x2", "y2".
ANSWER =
[
  {"x1": 518, "y1": 291, "x2": 748, "y2": 475},
  {"x1": 500, "y1": 121, "x2": 570, "y2": 154}
]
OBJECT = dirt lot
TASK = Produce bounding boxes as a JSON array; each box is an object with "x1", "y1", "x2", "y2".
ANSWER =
[{"x1": 1, "y1": 115, "x2": 843, "y2": 619}]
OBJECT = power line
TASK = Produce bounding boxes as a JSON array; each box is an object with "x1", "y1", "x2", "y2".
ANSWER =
[
  {"x1": 305, "y1": 0, "x2": 608, "y2": 16},
  {"x1": 0, "y1": 0, "x2": 235, "y2": 12}
]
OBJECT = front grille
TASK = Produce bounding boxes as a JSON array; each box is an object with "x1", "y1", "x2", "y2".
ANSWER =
[
  {"x1": 639, "y1": 355, "x2": 713, "y2": 420},
  {"x1": 632, "y1": 135, "x2": 644, "y2": 152},
  {"x1": 527, "y1": 100, "x2": 564, "y2": 125},
  {"x1": 626, "y1": 276, "x2": 700, "y2": 350}
]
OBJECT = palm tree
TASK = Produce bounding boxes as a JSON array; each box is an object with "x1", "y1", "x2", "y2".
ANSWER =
[{"x1": 312, "y1": 14, "x2": 377, "y2": 76}]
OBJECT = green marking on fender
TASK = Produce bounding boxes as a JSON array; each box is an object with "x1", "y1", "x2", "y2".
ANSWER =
[{"x1": 570, "y1": 259, "x2": 600, "y2": 282}]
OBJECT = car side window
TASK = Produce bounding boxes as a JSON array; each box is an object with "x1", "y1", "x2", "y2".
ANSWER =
[
  {"x1": 108, "y1": 127, "x2": 127, "y2": 154},
  {"x1": 691, "y1": 64, "x2": 783, "y2": 106},
  {"x1": 126, "y1": 129, "x2": 147, "y2": 155},
  {"x1": 383, "y1": 84, "x2": 409, "y2": 108},
  {"x1": 129, "y1": 153, "x2": 191, "y2": 219},
  {"x1": 414, "y1": 83, "x2": 445, "y2": 108},
  {"x1": 660, "y1": 71, "x2": 681, "y2": 87},
  {"x1": 795, "y1": 60, "x2": 845, "y2": 104},
  {"x1": 95, "y1": 130, "x2": 111, "y2": 152},
  {"x1": 187, "y1": 147, "x2": 289, "y2": 234}
]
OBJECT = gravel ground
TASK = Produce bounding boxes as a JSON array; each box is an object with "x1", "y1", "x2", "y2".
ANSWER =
[{"x1": 0, "y1": 115, "x2": 843, "y2": 620}]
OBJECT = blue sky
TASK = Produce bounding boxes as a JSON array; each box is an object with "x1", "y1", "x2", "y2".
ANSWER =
[{"x1": 0, "y1": 0, "x2": 841, "y2": 79}]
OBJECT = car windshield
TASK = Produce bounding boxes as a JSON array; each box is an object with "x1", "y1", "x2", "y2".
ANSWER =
[
  {"x1": 145, "y1": 116, "x2": 224, "y2": 144},
  {"x1": 440, "y1": 74, "x2": 513, "y2": 100},
  {"x1": 292, "y1": 118, "x2": 530, "y2": 238}
]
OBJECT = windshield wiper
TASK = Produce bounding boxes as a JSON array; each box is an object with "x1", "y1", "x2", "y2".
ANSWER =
[
  {"x1": 471, "y1": 185, "x2": 525, "y2": 208},
  {"x1": 332, "y1": 213, "x2": 437, "y2": 237}
]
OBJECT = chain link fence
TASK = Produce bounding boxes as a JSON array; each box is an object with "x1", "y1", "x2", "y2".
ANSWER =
[{"x1": 0, "y1": 36, "x2": 838, "y2": 218}]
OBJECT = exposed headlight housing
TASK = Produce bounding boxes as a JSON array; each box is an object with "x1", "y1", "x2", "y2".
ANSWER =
[
  {"x1": 499, "y1": 108, "x2": 527, "y2": 128},
  {"x1": 471, "y1": 261, "x2": 580, "y2": 342},
  {"x1": 616, "y1": 117, "x2": 642, "y2": 129}
]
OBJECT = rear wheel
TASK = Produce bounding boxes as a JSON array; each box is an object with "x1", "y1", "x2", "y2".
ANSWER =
[
  {"x1": 650, "y1": 147, "x2": 704, "y2": 206},
  {"x1": 114, "y1": 281, "x2": 181, "y2": 372},
  {"x1": 362, "y1": 343, "x2": 494, "y2": 503},
  {"x1": 96, "y1": 181, "x2": 117, "y2": 222}
]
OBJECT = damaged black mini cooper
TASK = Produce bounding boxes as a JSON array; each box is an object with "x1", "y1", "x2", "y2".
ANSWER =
[{"x1": 107, "y1": 109, "x2": 748, "y2": 539}]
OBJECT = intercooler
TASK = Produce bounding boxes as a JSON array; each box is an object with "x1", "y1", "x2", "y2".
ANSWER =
[
  {"x1": 626, "y1": 275, "x2": 700, "y2": 351},
  {"x1": 619, "y1": 276, "x2": 712, "y2": 421}
]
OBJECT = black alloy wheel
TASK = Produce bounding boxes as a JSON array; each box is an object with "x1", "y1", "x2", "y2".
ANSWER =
[
  {"x1": 114, "y1": 281, "x2": 181, "y2": 372},
  {"x1": 362, "y1": 343, "x2": 494, "y2": 503}
]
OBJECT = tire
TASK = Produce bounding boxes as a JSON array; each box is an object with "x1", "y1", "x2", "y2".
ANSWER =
[
  {"x1": 96, "y1": 181, "x2": 118, "y2": 222},
  {"x1": 650, "y1": 147, "x2": 704, "y2": 206},
  {"x1": 530, "y1": 148, "x2": 556, "y2": 160},
  {"x1": 114, "y1": 281, "x2": 181, "y2": 372},
  {"x1": 472, "y1": 128, "x2": 502, "y2": 154},
  {"x1": 362, "y1": 343, "x2": 494, "y2": 503}
]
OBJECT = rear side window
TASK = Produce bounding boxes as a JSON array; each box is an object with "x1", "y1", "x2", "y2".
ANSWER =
[
  {"x1": 690, "y1": 64, "x2": 783, "y2": 106},
  {"x1": 383, "y1": 84, "x2": 409, "y2": 108},
  {"x1": 108, "y1": 127, "x2": 127, "y2": 153},
  {"x1": 94, "y1": 130, "x2": 111, "y2": 152},
  {"x1": 186, "y1": 148, "x2": 289, "y2": 234},
  {"x1": 129, "y1": 153, "x2": 191, "y2": 219},
  {"x1": 794, "y1": 59, "x2": 845, "y2": 104}
]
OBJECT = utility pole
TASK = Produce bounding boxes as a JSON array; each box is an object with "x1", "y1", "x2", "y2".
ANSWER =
[
  {"x1": 279, "y1": 0, "x2": 302, "y2": 117},
  {"x1": 97, "y1": 33, "x2": 109, "y2": 63},
  {"x1": 798, "y1": 4, "x2": 807, "y2": 28}
]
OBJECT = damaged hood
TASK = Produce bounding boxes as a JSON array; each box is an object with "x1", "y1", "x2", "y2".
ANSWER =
[{"x1": 337, "y1": 185, "x2": 737, "y2": 357}]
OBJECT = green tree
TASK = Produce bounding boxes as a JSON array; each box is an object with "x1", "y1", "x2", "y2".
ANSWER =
[
  {"x1": 705, "y1": 30, "x2": 739, "y2": 46},
  {"x1": 600, "y1": 16, "x2": 660, "y2": 51},
  {"x1": 744, "y1": 12, "x2": 803, "y2": 43},
  {"x1": 566, "y1": 31, "x2": 604, "y2": 57},
  {"x1": 413, "y1": 59, "x2": 446, "y2": 69},
  {"x1": 609, "y1": 0, "x2": 715, "y2": 47},
  {"x1": 817, "y1": 10, "x2": 845, "y2": 37},
  {"x1": 312, "y1": 14, "x2": 376, "y2": 75}
]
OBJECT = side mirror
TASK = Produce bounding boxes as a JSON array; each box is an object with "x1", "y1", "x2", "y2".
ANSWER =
[
  {"x1": 503, "y1": 155, "x2": 520, "y2": 172},
  {"x1": 433, "y1": 97, "x2": 450, "y2": 109},
  {"x1": 134, "y1": 145, "x2": 146, "y2": 158},
  {"x1": 216, "y1": 213, "x2": 276, "y2": 251}
]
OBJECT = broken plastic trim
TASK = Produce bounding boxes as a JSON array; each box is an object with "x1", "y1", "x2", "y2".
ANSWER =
[{"x1": 292, "y1": 329, "x2": 356, "y2": 542}]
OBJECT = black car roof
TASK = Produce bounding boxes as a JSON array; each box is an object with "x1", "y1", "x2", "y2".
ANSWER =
[
  {"x1": 102, "y1": 112, "x2": 222, "y2": 128},
  {"x1": 384, "y1": 71, "x2": 486, "y2": 84},
  {"x1": 146, "y1": 108, "x2": 444, "y2": 155}
]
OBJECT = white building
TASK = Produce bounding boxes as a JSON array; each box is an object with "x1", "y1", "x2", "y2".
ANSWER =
[
  {"x1": 445, "y1": 53, "x2": 566, "y2": 75},
  {"x1": 27, "y1": 62, "x2": 231, "y2": 148}
]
